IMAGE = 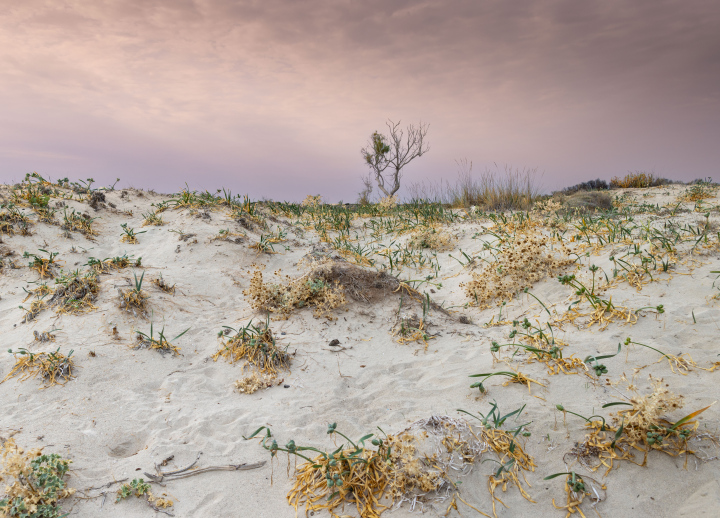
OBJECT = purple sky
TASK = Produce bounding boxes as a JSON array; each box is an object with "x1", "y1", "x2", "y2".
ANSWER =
[{"x1": 2, "y1": 1, "x2": 719, "y2": 200}]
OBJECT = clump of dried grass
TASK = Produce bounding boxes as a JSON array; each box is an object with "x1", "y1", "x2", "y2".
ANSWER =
[
  {"x1": 49, "y1": 274, "x2": 99, "y2": 315},
  {"x1": 610, "y1": 171, "x2": 671, "y2": 189},
  {"x1": 250, "y1": 416, "x2": 488, "y2": 518},
  {"x1": 407, "y1": 161, "x2": 541, "y2": 210},
  {"x1": 118, "y1": 272, "x2": 149, "y2": 317},
  {"x1": 378, "y1": 195, "x2": 398, "y2": 210},
  {"x1": 234, "y1": 372, "x2": 276, "y2": 394},
  {"x1": 213, "y1": 320, "x2": 290, "y2": 376},
  {"x1": 1, "y1": 348, "x2": 75, "y2": 388},
  {"x1": 407, "y1": 227, "x2": 456, "y2": 252},
  {"x1": 301, "y1": 195, "x2": 322, "y2": 207},
  {"x1": 463, "y1": 234, "x2": 573, "y2": 306},
  {"x1": 243, "y1": 265, "x2": 347, "y2": 320}
]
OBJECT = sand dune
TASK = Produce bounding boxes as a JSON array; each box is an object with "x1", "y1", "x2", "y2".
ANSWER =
[{"x1": 1, "y1": 179, "x2": 719, "y2": 517}]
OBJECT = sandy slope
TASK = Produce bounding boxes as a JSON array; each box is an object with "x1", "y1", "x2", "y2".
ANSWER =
[{"x1": 1, "y1": 182, "x2": 720, "y2": 518}]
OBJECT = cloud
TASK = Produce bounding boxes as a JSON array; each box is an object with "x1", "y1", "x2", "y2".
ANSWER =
[{"x1": 1, "y1": 0, "x2": 719, "y2": 198}]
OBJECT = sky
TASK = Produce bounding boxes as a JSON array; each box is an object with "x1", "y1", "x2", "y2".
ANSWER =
[{"x1": 1, "y1": 0, "x2": 719, "y2": 201}]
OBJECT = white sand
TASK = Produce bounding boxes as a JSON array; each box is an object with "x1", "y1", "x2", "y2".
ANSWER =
[{"x1": 1, "y1": 182, "x2": 719, "y2": 517}]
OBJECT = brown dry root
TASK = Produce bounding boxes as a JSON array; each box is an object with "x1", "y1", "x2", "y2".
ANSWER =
[
  {"x1": 462, "y1": 233, "x2": 573, "y2": 307},
  {"x1": 407, "y1": 227, "x2": 456, "y2": 252},
  {"x1": 213, "y1": 322, "x2": 290, "y2": 376},
  {"x1": 243, "y1": 266, "x2": 346, "y2": 319},
  {"x1": 0, "y1": 349, "x2": 75, "y2": 388},
  {"x1": 551, "y1": 473, "x2": 606, "y2": 518},
  {"x1": 0, "y1": 438, "x2": 75, "y2": 516}
]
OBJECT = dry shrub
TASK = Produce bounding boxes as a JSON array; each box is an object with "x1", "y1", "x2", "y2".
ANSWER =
[
  {"x1": 531, "y1": 198, "x2": 563, "y2": 217},
  {"x1": 118, "y1": 272, "x2": 149, "y2": 317},
  {"x1": 570, "y1": 378, "x2": 715, "y2": 476},
  {"x1": 0, "y1": 348, "x2": 75, "y2": 388},
  {"x1": 234, "y1": 372, "x2": 276, "y2": 394},
  {"x1": 276, "y1": 416, "x2": 487, "y2": 518},
  {"x1": 49, "y1": 275, "x2": 99, "y2": 315},
  {"x1": 378, "y1": 195, "x2": 398, "y2": 210},
  {"x1": 213, "y1": 321, "x2": 290, "y2": 376},
  {"x1": 407, "y1": 228, "x2": 456, "y2": 251},
  {"x1": 680, "y1": 181, "x2": 718, "y2": 202},
  {"x1": 314, "y1": 260, "x2": 420, "y2": 304},
  {"x1": 0, "y1": 439, "x2": 74, "y2": 517},
  {"x1": 301, "y1": 195, "x2": 322, "y2": 207},
  {"x1": 243, "y1": 265, "x2": 347, "y2": 319},
  {"x1": 463, "y1": 234, "x2": 573, "y2": 306},
  {"x1": 610, "y1": 171, "x2": 671, "y2": 189}
]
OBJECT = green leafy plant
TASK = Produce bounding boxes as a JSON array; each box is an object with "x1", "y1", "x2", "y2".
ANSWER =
[{"x1": 0, "y1": 439, "x2": 74, "y2": 518}]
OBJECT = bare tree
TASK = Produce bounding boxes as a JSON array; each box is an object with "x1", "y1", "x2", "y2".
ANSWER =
[{"x1": 361, "y1": 120, "x2": 429, "y2": 197}]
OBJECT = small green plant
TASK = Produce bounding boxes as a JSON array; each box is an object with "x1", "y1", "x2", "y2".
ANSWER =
[
  {"x1": 119, "y1": 271, "x2": 150, "y2": 316},
  {"x1": 469, "y1": 370, "x2": 543, "y2": 394},
  {"x1": 120, "y1": 223, "x2": 146, "y2": 243},
  {"x1": 583, "y1": 342, "x2": 621, "y2": 376},
  {"x1": 24, "y1": 249, "x2": 60, "y2": 278},
  {"x1": 116, "y1": 478, "x2": 150, "y2": 502},
  {"x1": 250, "y1": 234, "x2": 277, "y2": 254},
  {"x1": 115, "y1": 477, "x2": 174, "y2": 510},
  {"x1": 134, "y1": 319, "x2": 189, "y2": 356},
  {"x1": 141, "y1": 210, "x2": 164, "y2": 226},
  {"x1": 555, "y1": 404, "x2": 607, "y2": 431}
]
